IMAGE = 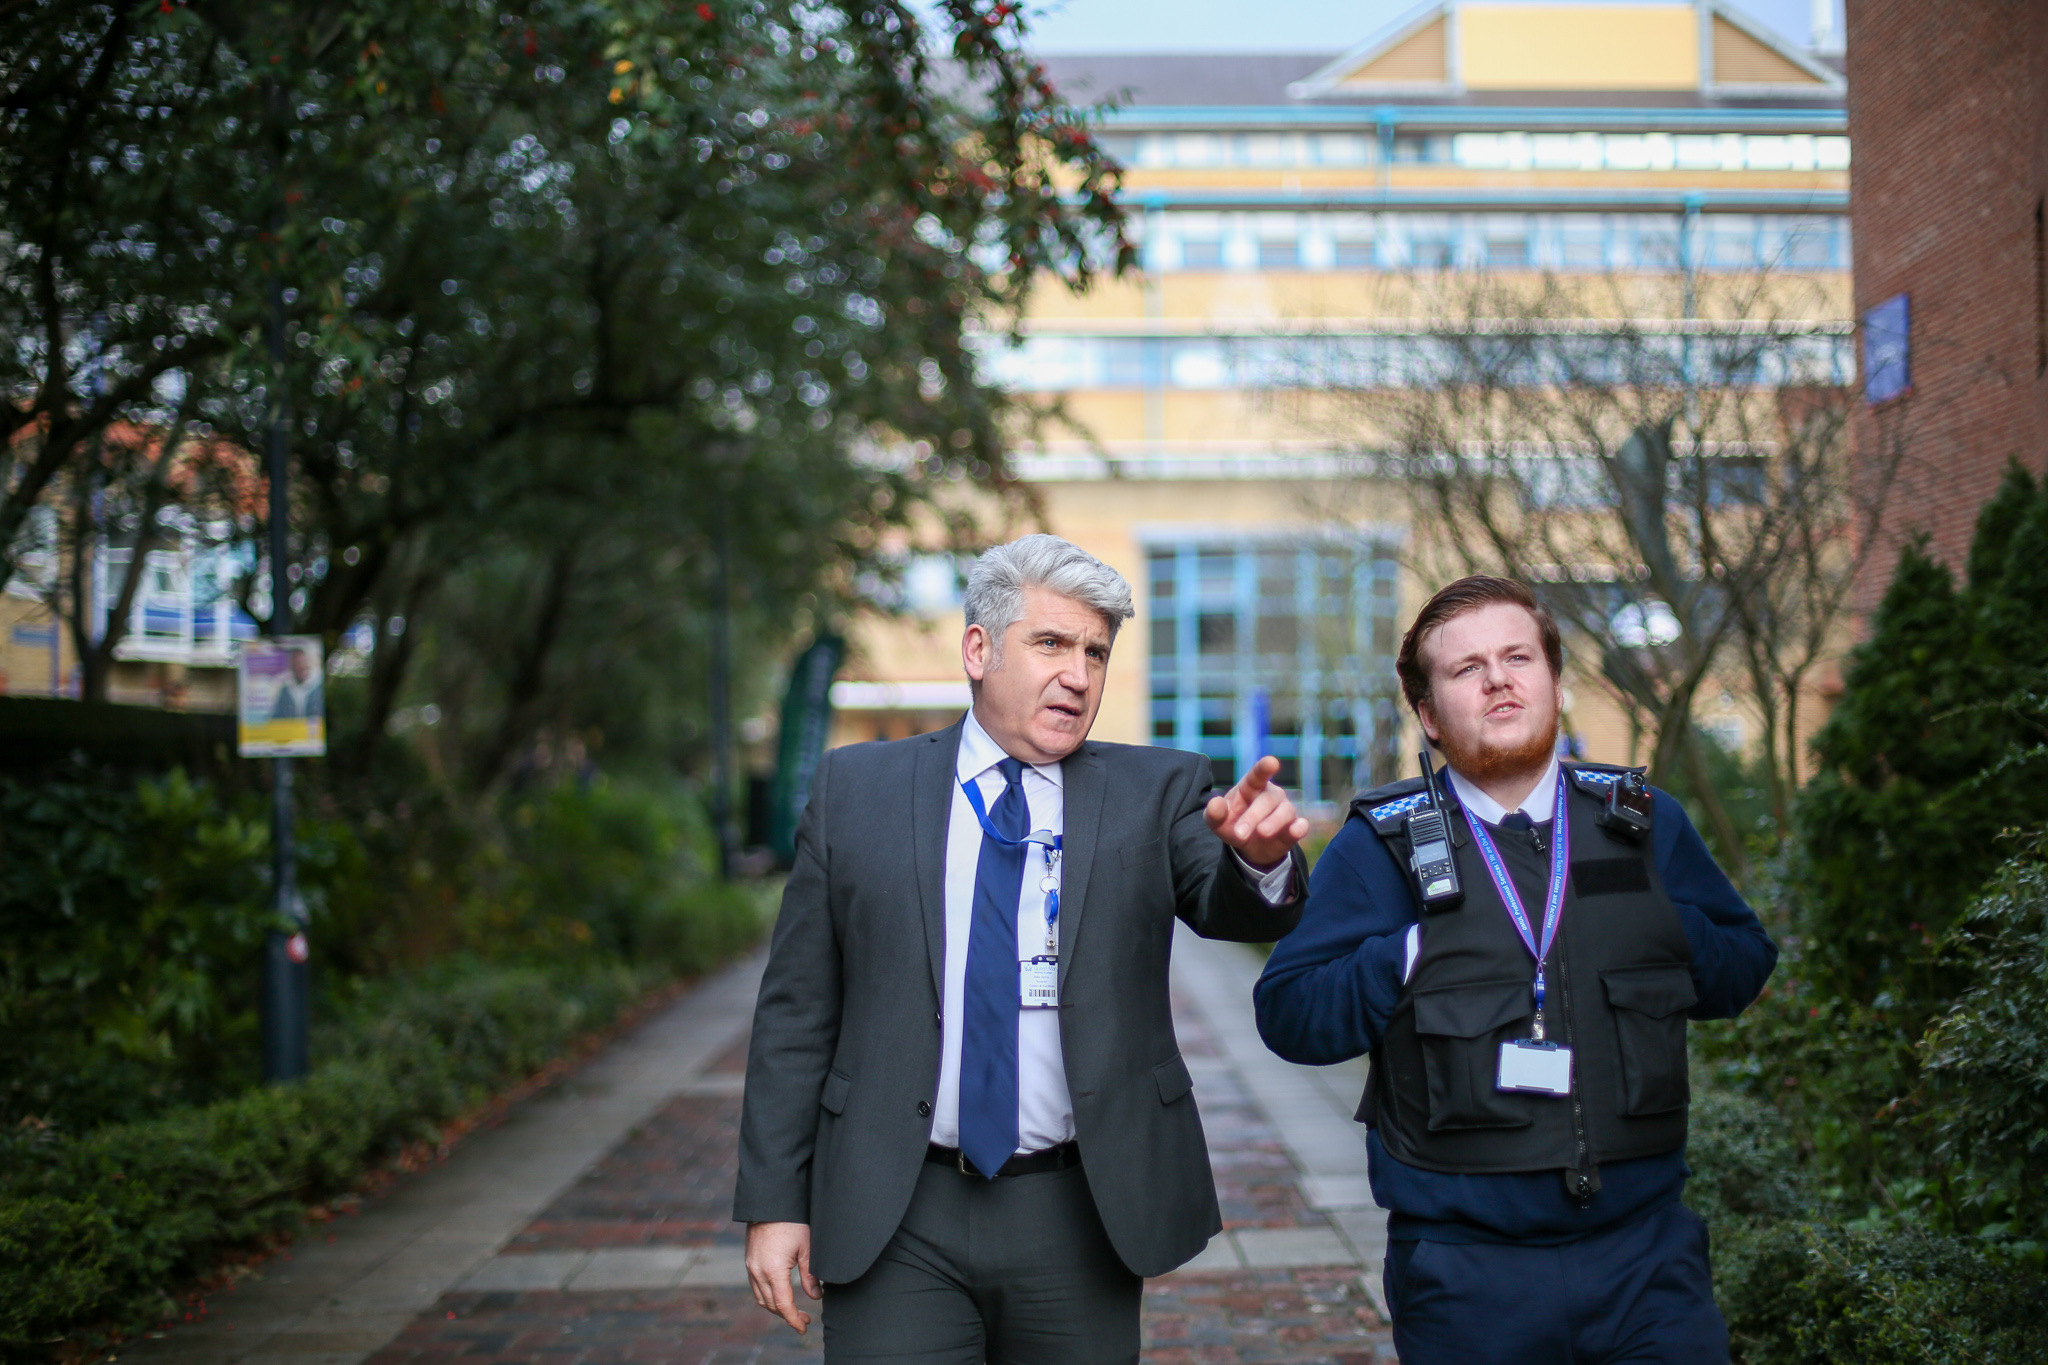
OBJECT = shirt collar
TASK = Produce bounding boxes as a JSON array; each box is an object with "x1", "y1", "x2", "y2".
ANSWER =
[
  {"x1": 957, "y1": 708, "x2": 1065, "y2": 789},
  {"x1": 1446, "y1": 751, "x2": 1560, "y2": 826}
]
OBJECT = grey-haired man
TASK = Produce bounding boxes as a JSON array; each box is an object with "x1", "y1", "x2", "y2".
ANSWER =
[{"x1": 735, "y1": 534, "x2": 1308, "y2": 1362}]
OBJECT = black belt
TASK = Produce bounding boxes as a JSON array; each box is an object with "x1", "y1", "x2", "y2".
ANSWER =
[{"x1": 926, "y1": 1141, "x2": 1081, "y2": 1178}]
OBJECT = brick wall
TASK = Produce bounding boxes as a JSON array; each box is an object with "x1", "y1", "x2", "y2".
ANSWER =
[{"x1": 1846, "y1": 0, "x2": 2048, "y2": 602}]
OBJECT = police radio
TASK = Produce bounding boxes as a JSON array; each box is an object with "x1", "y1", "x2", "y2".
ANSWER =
[
  {"x1": 1408, "y1": 752, "x2": 1464, "y2": 912},
  {"x1": 1599, "y1": 770, "x2": 1654, "y2": 843}
]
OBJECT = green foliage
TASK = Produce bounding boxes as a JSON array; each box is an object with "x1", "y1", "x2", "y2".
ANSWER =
[
  {"x1": 1916, "y1": 852, "x2": 2048, "y2": 1249},
  {"x1": 1798, "y1": 464, "x2": 2048, "y2": 1008},
  {"x1": 3, "y1": 0, "x2": 1131, "y2": 765},
  {"x1": 1715, "y1": 1223, "x2": 2048, "y2": 1365},
  {"x1": 0, "y1": 763, "x2": 760, "y2": 1137},
  {"x1": 0, "y1": 764, "x2": 275, "y2": 1129},
  {"x1": 1682, "y1": 1089, "x2": 1812, "y2": 1232},
  {"x1": 0, "y1": 959, "x2": 665, "y2": 1355},
  {"x1": 1683, "y1": 474, "x2": 2048, "y2": 1361}
]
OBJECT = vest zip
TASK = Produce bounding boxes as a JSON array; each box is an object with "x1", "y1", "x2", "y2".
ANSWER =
[{"x1": 1557, "y1": 930, "x2": 1598, "y2": 1204}]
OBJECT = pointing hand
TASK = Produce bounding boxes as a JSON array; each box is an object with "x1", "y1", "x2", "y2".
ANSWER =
[{"x1": 1205, "y1": 756, "x2": 1310, "y2": 870}]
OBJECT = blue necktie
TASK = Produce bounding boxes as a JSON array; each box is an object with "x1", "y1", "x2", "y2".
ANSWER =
[{"x1": 960, "y1": 756, "x2": 1027, "y2": 1180}]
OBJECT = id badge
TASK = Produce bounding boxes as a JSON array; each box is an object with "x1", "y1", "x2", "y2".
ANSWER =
[
  {"x1": 1020, "y1": 956, "x2": 1060, "y2": 1008},
  {"x1": 1497, "y1": 1039, "x2": 1572, "y2": 1095}
]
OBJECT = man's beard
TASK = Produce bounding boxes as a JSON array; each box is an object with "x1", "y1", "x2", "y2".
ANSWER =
[{"x1": 1435, "y1": 715, "x2": 1558, "y2": 786}]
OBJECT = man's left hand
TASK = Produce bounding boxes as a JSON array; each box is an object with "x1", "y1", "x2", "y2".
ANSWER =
[{"x1": 1206, "y1": 755, "x2": 1311, "y2": 870}]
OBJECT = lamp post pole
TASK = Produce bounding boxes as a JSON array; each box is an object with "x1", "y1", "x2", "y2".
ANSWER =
[{"x1": 260, "y1": 270, "x2": 308, "y2": 1083}]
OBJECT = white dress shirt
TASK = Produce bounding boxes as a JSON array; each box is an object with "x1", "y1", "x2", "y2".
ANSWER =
[
  {"x1": 932, "y1": 711, "x2": 1299, "y2": 1154},
  {"x1": 931, "y1": 711, "x2": 1075, "y2": 1154},
  {"x1": 1446, "y1": 752, "x2": 1561, "y2": 827}
]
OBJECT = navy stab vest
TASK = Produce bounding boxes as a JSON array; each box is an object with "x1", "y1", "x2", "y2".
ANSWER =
[{"x1": 1355, "y1": 763, "x2": 1695, "y2": 1184}]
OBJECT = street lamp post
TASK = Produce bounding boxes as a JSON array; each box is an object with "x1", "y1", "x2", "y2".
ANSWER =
[{"x1": 260, "y1": 273, "x2": 308, "y2": 1083}]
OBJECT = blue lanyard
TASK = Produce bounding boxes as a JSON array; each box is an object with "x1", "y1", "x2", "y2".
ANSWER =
[
  {"x1": 1462, "y1": 766, "x2": 1572, "y2": 1024},
  {"x1": 961, "y1": 772, "x2": 1063, "y2": 936}
]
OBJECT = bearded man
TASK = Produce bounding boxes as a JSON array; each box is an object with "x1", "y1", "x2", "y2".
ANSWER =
[{"x1": 1255, "y1": 575, "x2": 1776, "y2": 1365}]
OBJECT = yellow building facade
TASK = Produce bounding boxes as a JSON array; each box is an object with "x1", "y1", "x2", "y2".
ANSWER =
[{"x1": 831, "y1": 0, "x2": 1851, "y2": 813}]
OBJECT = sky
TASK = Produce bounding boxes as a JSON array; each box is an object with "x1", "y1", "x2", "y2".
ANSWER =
[{"x1": 978, "y1": 0, "x2": 1840, "y2": 54}]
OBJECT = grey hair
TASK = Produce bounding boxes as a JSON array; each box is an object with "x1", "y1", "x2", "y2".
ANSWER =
[{"x1": 963, "y1": 534, "x2": 1135, "y2": 653}]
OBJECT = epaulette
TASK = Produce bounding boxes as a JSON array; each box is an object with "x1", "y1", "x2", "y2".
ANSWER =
[
  {"x1": 1564, "y1": 760, "x2": 1646, "y2": 799},
  {"x1": 1349, "y1": 776, "x2": 1432, "y2": 835}
]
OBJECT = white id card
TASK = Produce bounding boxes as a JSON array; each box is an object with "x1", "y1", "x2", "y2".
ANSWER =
[
  {"x1": 1497, "y1": 1039, "x2": 1573, "y2": 1095},
  {"x1": 1020, "y1": 956, "x2": 1060, "y2": 1008}
]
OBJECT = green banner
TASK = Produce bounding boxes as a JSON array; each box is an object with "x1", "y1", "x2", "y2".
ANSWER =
[{"x1": 769, "y1": 634, "x2": 845, "y2": 867}]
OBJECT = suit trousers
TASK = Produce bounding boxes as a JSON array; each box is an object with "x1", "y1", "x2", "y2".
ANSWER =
[
  {"x1": 820, "y1": 1158, "x2": 1142, "y2": 1364},
  {"x1": 1384, "y1": 1200, "x2": 1728, "y2": 1365}
]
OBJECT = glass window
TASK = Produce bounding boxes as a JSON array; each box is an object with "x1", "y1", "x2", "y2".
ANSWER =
[
  {"x1": 1258, "y1": 239, "x2": 1299, "y2": 270},
  {"x1": 1181, "y1": 239, "x2": 1223, "y2": 269},
  {"x1": 1411, "y1": 236, "x2": 1455, "y2": 269},
  {"x1": 1560, "y1": 219, "x2": 1607, "y2": 270},
  {"x1": 1255, "y1": 615, "x2": 1299, "y2": 654},
  {"x1": 1146, "y1": 540, "x2": 1402, "y2": 805},
  {"x1": 1333, "y1": 239, "x2": 1376, "y2": 268},
  {"x1": 1705, "y1": 215, "x2": 1758, "y2": 270},
  {"x1": 1633, "y1": 218, "x2": 1683, "y2": 270},
  {"x1": 1486, "y1": 235, "x2": 1530, "y2": 269}
]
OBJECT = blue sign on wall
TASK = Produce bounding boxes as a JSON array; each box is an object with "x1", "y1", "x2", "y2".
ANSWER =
[{"x1": 1863, "y1": 292, "x2": 1911, "y2": 404}]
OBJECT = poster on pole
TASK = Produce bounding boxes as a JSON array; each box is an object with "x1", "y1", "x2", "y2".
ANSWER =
[{"x1": 238, "y1": 636, "x2": 327, "y2": 757}]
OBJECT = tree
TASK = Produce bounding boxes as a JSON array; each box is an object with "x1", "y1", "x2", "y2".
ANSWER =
[
  {"x1": 1289, "y1": 267, "x2": 1879, "y2": 872},
  {"x1": 2, "y1": 0, "x2": 1131, "y2": 753}
]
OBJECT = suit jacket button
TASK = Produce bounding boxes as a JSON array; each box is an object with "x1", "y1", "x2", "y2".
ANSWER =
[{"x1": 916, "y1": 1100, "x2": 932, "y2": 1117}]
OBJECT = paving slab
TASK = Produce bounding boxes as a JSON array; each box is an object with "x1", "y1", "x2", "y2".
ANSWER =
[
  {"x1": 116, "y1": 953, "x2": 763, "y2": 1365},
  {"x1": 132, "y1": 929, "x2": 1389, "y2": 1364},
  {"x1": 563, "y1": 1248, "x2": 699, "y2": 1290}
]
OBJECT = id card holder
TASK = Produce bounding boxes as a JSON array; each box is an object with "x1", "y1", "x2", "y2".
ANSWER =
[
  {"x1": 1497, "y1": 1039, "x2": 1572, "y2": 1095},
  {"x1": 1020, "y1": 956, "x2": 1060, "y2": 1008}
]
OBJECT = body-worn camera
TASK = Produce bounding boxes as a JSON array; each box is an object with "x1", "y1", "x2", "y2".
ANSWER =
[
  {"x1": 1409, "y1": 752, "x2": 1464, "y2": 912},
  {"x1": 1599, "y1": 770, "x2": 1654, "y2": 843}
]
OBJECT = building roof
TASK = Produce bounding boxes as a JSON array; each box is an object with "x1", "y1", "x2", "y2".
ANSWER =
[{"x1": 1036, "y1": 0, "x2": 1842, "y2": 121}]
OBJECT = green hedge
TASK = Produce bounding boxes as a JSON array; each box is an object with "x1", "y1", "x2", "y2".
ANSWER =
[
  {"x1": 0, "y1": 960, "x2": 693, "y2": 1356},
  {"x1": 1688, "y1": 1072, "x2": 2048, "y2": 1363},
  {"x1": 1716, "y1": 1221, "x2": 2048, "y2": 1365}
]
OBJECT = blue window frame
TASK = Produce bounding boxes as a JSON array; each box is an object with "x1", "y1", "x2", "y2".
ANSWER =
[{"x1": 1146, "y1": 537, "x2": 1403, "y2": 806}]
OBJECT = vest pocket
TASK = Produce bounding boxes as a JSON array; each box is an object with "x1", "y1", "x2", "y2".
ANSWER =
[
  {"x1": 1601, "y1": 965, "x2": 1697, "y2": 1116},
  {"x1": 1411, "y1": 977, "x2": 1536, "y2": 1131}
]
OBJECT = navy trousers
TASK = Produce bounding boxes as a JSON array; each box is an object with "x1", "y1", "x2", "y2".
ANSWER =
[{"x1": 1384, "y1": 1201, "x2": 1728, "y2": 1365}]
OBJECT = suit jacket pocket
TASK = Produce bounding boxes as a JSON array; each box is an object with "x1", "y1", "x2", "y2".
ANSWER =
[
  {"x1": 820, "y1": 1067, "x2": 851, "y2": 1116},
  {"x1": 1120, "y1": 838, "x2": 1166, "y2": 869},
  {"x1": 1153, "y1": 1052, "x2": 1194, "y2": 1105}
]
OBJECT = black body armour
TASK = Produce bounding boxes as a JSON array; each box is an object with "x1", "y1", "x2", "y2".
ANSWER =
[{"x1": 1356, "y1": 763, "x2": 1696, "y2": 1193}]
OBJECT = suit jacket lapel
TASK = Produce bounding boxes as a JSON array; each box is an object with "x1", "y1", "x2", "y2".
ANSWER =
[
  {"x1": 914, "y1": 718, "x2": 965, "y2": 1006},
  {"x1": 1057, "y1": 743, "x2": 1106, "y2": 989}
]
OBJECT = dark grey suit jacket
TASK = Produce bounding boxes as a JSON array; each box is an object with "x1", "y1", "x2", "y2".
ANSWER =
[{"x1": 733, "y1": 718, "x2": 1305, "y2": 1283}]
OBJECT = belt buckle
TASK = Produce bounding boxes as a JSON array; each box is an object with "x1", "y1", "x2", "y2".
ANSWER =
[{"x1": 957, "y1": 1149, "x2": 973, "y2": 1177}]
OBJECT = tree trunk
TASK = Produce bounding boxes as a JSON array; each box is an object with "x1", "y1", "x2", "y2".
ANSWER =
[{"x1": 473, "y1": 543, "x2": 579, "y2": 793}]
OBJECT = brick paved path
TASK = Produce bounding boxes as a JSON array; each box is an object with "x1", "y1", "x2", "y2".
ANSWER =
[
  {"x1": 133, "y1": 940, "x2": 1392, "y2": 1365},
  {"x1": 357, "y1": 953, "x2": 1392, "y2": 1365}
]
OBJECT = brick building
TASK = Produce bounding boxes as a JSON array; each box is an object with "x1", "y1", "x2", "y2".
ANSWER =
[{"x1": 1845, "y1": 0, "x2": 2048, "y2": 591}]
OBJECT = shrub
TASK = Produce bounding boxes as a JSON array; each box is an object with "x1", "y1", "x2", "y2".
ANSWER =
[
  {"x1": 0, "y1": 959, "x2": 666, "y2": 1356},
  {"x1": 1917, "y1": 851, "x2": 2048, "y2": 1248},
  {"x1": 1719, "y1": 1223, "x2": 2048, "y2": 1365},
  {"x1": 1797, "y1": 463, "x2": 2048, "y2": 1011},
  {"x1": 0, "y1": 765, "x2": 275, "y2": 1130}
]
